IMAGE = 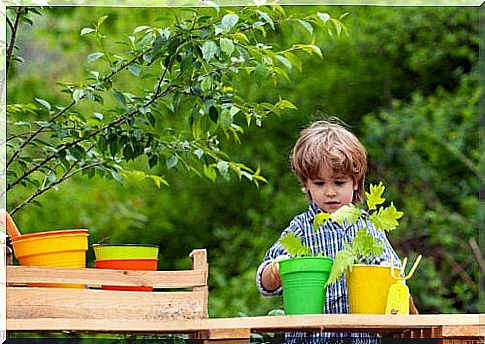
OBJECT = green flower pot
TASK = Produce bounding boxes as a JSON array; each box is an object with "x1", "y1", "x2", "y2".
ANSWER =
[{"x1": 279, "y1": 256, "x2": 333, "y2": 315}]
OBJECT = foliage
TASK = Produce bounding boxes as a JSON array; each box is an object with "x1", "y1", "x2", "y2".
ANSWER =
[
  {"x1": 310, "y1": 182, "x2": 404, "y2": 284},
  {"x1": 6, "y1": 5, "x2": 480, "y2": 318},
  {"x1": 6, "y1": 5, "x2": 347, "y2": 215},
  {"x1": 362, "y1": 70, "x2": 481, "y2": 313}
]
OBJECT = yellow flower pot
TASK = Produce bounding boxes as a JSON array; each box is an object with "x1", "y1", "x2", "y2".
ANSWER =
[{"x1": 346, "y1": 264, "x2": 394, "y2": 314}]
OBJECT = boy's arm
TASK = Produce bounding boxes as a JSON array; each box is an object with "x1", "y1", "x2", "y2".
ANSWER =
[{"x1": 256, "y1": 223, "x2": 300, "y2": 296}]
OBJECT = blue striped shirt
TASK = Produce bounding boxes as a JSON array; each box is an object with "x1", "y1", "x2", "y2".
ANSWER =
[{"x1": 256, "y1": 202, "x2": 401, "y2": 344}]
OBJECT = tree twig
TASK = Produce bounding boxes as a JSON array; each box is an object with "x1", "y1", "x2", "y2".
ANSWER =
[
  {"x1": 10, "y1": 161, "x2": 105, "y2": 215},
  {"x1": 6, "y1": 7, "x2": 24, "y2": 78},
  {"x1": 8, "y1": 68, "x2": 172, "y2": 192}
]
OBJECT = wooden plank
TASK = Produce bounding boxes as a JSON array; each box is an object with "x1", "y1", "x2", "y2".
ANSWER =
[
  {"x1": 441, "y1": 325, "x2": 481, "y2": 338},
  {"x1": 198, "y1": 328, "x2": 251, "y2": 340},
  {"x1": 8, "y1": 287, "x2": 206, "y2": 321},
  {"x1": 190, "y1": 249, "x2": 209, "y2": 319},
  {"x1": 7, "y1": 266, "x2": 207, "y2": 288},
  {"x1": 7, "y1": 314, "x2": 481, "y2": 336}
]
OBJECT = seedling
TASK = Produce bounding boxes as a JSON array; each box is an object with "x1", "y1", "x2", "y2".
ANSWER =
[{"x1": 318, "y1": 182, "x2": 404, "y2": 284}]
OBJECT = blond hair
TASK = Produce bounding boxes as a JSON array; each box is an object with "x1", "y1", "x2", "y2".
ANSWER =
[{"x1": 291, "y1": 120, "x2": 367, "y2": 204}]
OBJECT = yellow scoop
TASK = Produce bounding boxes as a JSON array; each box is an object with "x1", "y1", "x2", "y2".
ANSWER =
[{"x1": 385, "y1": 255, "x2": 422, "y2": 315}]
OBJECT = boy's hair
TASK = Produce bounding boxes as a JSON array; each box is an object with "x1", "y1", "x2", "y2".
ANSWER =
[{"x1": 291, "y1": 120, "x2": 367, "y2": 204}]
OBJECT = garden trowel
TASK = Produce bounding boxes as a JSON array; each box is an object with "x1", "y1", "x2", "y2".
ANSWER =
[{"x1": 385, "y1": 255, "x2": 422, "y2": 315}]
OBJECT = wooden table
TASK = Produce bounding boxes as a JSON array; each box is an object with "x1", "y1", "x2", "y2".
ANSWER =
[{"x1": 8, "y1": 314, "x2": 483, "y2": 343}]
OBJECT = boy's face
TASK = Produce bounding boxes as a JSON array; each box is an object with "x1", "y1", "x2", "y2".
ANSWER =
[{"x1": 305, "y1": 171, "x2": 357, "y2": 213}]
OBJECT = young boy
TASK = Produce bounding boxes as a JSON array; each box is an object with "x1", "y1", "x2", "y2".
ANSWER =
[{"x1": 256, "y1": 120, "x2": 404, "y2": 343}]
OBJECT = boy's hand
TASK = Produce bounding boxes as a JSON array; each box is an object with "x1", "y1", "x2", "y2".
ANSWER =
[{"x1": 261, "y1": 255, "x2": 289, "y2": 292}]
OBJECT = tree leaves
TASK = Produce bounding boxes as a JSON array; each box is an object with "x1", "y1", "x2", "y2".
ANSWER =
[
  {"x1": 202, "y1": 40, "x2": 218, "y2": 61},
  {"x1": 7, "y1": 5, "x2": 345, "y2": 214}
]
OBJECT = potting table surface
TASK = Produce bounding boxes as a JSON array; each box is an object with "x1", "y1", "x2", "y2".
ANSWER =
[{"x1": 8, "y1": 314, "x2": 483, "y2": 340}]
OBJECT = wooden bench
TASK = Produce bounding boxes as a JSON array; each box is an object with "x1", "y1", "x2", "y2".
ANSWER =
[{"x1": 7, "y1": 248, "x2": 483, "y2": 343}]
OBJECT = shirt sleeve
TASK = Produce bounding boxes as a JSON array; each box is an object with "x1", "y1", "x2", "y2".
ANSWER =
[{"x1": 256, "y1": 220, "x2": 302, "y2": 296}]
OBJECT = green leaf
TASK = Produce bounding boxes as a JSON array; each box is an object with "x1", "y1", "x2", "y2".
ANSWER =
[
  {"x1": 275, "y1": 55, "x2": 292, "y2": 70},
  {"x1": 123, "y1": 144, "x2": 134, "y2": 161},
  {"x1": 194, "y1": 149, "x2": 204, "y2": 159},
  {"x1": 97, "y1": 15, "x2": 108, "y2": 28},
  {"x1": 254, "y1": 63, "x2": 269, "y2": 85},
  {"x1": 370, "y1": 203, "x2": 404, "y2": 232},
  {"x1": 208, "y1": 106, "x2": 219, "y2": 123},
  {"x1": 221, "y1": 14, "x2": 239, "y2": 31},
  {"x1": 87, "y1": 52, "x2": 104, "y2": 63},
  {"x1": 200, "y1": 76, "x2": 212, "y2": 94},
  {"x1": 35, "y1": 98, "x2": 51, "y2": 110},
  {"x1": 329, "y1": 204, "x2": 361, "y2": 226},
  {"x1": 217, "y1": 161, "x2": 230, "y2": 180},
  {"x1": 149, "y1": 174, "x2": 169, "y2": 188},
  {"x1": 127, "y1": 64, "x2": 141, "y2": 76},
  {"x1": 201, "y1": 40, "x2": 218, "y2": 61},
  {"x1": 298, "y1": 19, "x2": 313, "y2": 35},
  {"x1": 220, "y1": 37, "x2": 235, "y2": 56},
  {"x1": 93, "y1": 112, "x2": 104, "y2": 121},
  {"x1": 72, "y1": 89, "x2": 84, "y2": 103},
  {"x1": 313, "y1": 212, "x2": 331, "y2": 231},
  {"x1": 352, "y1": 229, "x2": 384, "y2": 258},
  {"x1": 80, "y1": 28, "x2": 95, "y2": 36},
  {"x1": 220, "y1": 108, "x2": 233, "y2": 130},
  {"x1": 204, "y1": 165, "x2": 217, "y2": 182},
  {"x1": 317, "y1": 12, "x2": 331, "y2": 24},
  {"x1": 283, "y1": 51, "x2": 302, "y2": 72},
  {"x1": 133, "y1": 25, "x2": 151, "y2": 34},
  {"x1": 327, "y1": 247, "x2": 356, "y2": 285},
  {"x1": 256, "y1": 10, "x2": 274, "y2": 30},
  {"x1": 166, "y1": 155, "x2": 178, "y2": 169},
  {"x1": 295, "y1": 44, "x2": 323, "y2": 58},
  {"x1": 330, "y1": 18, "x2": 342, "y2": 36},
  {"x1": 280, "y1": 233, "x2": 312, "y2": 257},
  {"x1": 148, "y1": 154, "x2": 158, "y2": 168},
  {"x1": 111, "y1": 170, "x2": 124, "y2": 184},
  {"x1": 112, "y1": 89, "x2": 126, "y2": 107},
  {"x1": 366, "y1": 182, "x2": 386, "y2": 210},
  {"x1": 275, "y1": 99, "x2": 297, "y2": 110}
]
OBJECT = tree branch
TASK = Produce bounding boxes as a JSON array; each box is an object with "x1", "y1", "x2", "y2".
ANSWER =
[
  {"x1": 7, "y1": 46, "x2": 153, "y2": 169},
  {"x1": 6, "y1": 7, "x2": 25, "y2": 78},
  {"x1": 10, "y1": 161, "x2": 105, "y2": 216},
  {"x1": 8, "y1": 67, "x2": 172, "y2": 192}
]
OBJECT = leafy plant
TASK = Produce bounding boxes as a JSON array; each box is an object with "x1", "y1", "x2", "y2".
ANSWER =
[
  {"x1": 5, "y1": 5, "x2": 349, "y2": 215},
  {"x1": 320, "y1": 182, "x2": 404, "y2": 284},
  {"x1": 280, "y1": 182, "x2": 402, "y2": 278}
]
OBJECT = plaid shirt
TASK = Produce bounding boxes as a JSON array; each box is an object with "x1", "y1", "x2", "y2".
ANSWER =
[{"x1": 256, "y1": 202, "x2": 401, "y2": 344}]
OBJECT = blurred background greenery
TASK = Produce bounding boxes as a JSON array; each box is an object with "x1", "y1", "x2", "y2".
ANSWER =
[{"x1": 7, "y1": 5, "x2": 481, "y2": 317}]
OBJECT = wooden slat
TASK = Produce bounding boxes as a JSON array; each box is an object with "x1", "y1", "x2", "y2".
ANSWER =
[
  {"x1": 7, "y1": 265, "x2": 206, "y2": 288},
  {"x1": 8, "y1": 287, "x2": 206, "y2": 321},
  {"x1": 7, "y1": 314, "x2": 481, "y2": 337},
  {"x1": 441, "y1": 325, "x2": 481, "y2": 338},
  {"x1": 190, "y1": 249, "x2": 208, "y2": 318}
]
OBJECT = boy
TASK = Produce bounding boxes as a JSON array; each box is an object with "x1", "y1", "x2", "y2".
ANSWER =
[{"x1": 256, "y1": 120, "x2": 405, "y2": 343}]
